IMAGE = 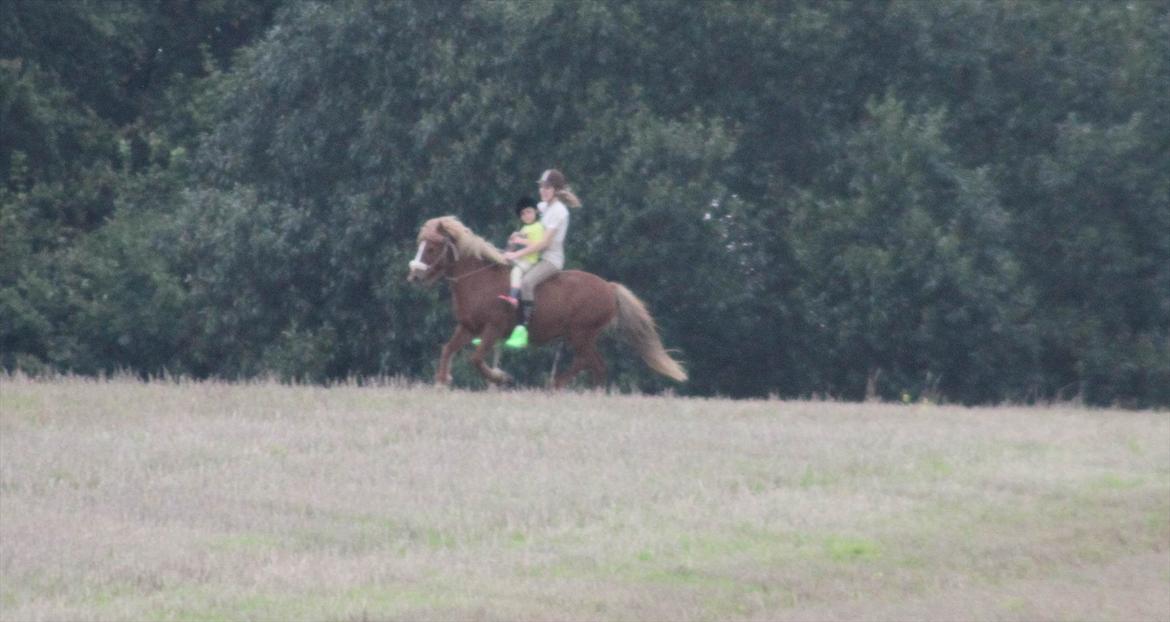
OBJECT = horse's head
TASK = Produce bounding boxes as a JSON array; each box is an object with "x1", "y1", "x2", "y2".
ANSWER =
[
  {"x1": 406, "y1": 220, "x2": 460, "y2": 285},
  {"x1": 408, "y1": 216, "x2": 507, "y2": 285}
]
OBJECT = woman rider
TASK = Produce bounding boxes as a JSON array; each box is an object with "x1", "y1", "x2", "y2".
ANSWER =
[{"x1": 501, "y1": 168, "x2": 582, "y2": 348}]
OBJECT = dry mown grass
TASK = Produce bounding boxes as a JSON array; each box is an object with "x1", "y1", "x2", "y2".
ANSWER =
[{"x1": 1, "y1": 375, "x2": 1167, "y2": 621}]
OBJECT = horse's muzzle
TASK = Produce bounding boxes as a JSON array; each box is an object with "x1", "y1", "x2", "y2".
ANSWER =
[
  {"x1": 407, "y1": 243, "x2": 431, "y2": 284},
  {"x1": 407, "y1": 260, "x2": 434, "y2": 284}
]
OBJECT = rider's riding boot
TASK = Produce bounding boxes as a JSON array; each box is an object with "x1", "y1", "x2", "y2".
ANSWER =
[
  {"x1": 504, "y1": 325, "x2": 527, "y2": 349},
  {"x1": 504, "y1": 301, "x2": 533, "y2": 349}
]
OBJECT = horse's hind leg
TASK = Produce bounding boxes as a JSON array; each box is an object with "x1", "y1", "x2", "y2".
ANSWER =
[
  {"x1": 554, "y1": 328, "x2": 605, "y2": 390},
  {"x1": 584, "y1": 346, "x2": 607, "y2": 387}
]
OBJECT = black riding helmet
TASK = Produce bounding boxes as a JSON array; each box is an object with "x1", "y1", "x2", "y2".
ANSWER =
[{"x1": 514, "y1": 196, "x2": 537, "y2": 216}]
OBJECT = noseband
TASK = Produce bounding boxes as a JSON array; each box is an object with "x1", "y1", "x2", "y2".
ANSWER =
[{"x1": 410, "y1": 237, "x2": 460, "y2": 279}]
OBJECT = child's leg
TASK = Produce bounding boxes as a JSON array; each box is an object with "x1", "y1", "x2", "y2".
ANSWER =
[
  {"x1": 510, "y1": 265, "x2": 524, "y2": 290},
  {"x1": 500, "y1": 264, "x2": 525, "y2": 307}
]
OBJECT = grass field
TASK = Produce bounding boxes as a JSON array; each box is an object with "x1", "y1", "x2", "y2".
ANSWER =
[{"x1": 1, "y1": 376, "x2": 1167, "y2": 621}]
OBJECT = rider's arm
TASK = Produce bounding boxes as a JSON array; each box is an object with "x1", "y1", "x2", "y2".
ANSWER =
[{"x1": 506, "y1": 227, "x2": 556, "y2": 260}]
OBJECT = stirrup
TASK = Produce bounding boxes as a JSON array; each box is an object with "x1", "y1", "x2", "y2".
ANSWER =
[
  {"x1": 504, "y1": 325, "x2": 528, "y2": 349},
  {"x1": 498, "y1": 294, "x2": 519, "y2": 308}
]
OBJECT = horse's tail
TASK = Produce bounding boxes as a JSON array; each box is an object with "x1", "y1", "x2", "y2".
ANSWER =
[{"x1": 610, "y1": 283, "x2": 688, "y2": 382}]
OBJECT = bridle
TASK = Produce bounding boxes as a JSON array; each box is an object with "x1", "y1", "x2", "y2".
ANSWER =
[{"x1": 409, "y1": 236, "x2": 458, "y2": 283}]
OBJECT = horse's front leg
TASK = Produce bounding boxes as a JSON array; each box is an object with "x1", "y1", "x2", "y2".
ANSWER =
[
  {"x1": 468, "y1": 326, "x2": 512, "y2": 385},
  {"x1": 436, "y1": 325, "x2": 474, "y2": 385}
]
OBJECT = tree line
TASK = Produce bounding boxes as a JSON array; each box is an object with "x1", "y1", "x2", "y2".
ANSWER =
[{"x1": 3, "y1": 0, "x2": 1167, "y2": 406}]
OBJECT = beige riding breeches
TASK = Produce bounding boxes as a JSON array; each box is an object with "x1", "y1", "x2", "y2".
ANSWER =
[{"x1": 520, "y1": 260, "x2": 559, "y2": 302}]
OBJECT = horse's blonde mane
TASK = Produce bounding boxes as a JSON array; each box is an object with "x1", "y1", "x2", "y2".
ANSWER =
[{"x1": 419, "y1": 216, "x2": 508, "y2": 265}]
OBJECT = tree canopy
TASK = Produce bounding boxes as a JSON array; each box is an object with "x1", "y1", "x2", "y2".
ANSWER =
[{"x1": 3, "y1": 0, "x2": 1167, "y2": 407}]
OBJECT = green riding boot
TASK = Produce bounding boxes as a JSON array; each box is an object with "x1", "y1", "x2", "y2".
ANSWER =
[
  {"x1": 504, "y1": 301, "x2": 533, "y2": 349},
  {"x1": 503, "y1": 325, "x2": 528, "y2": 349}
]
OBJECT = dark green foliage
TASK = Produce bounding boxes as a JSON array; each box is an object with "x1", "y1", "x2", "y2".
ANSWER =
[
  {"x1": 791, "y1": 97, "x2": 1029, "y2": 403},
  {"x1": 3, "y1": 0, "x2": 1166, "y2": 406}
]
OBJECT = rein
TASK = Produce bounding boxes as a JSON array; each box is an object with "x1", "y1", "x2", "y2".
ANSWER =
[{"x1": 445, "y1": 261, "x2": 499, "y2": 284}]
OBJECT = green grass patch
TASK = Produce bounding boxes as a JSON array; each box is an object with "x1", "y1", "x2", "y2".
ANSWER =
[
  {"x1": 917, "y1": 452, "x2": 954, "y2": 477},
  {"x1": 1090, "y1": 473, "x2": 1145, "y2": 491},
  {"x1": 208, "y1": 533, "x2": 284, "y2": 553},
  {"x1": 139, "y1": 584, "x2": 465, "y2": 622},
  {"x1": 798, "y1": 466, "x2": 837, "y2": 488},
  {"x1": 679, "y1": 525, "x2": 816, "y2": 563},
  {"x1": 0, "y1": 393, "x2": 41, "y2": 416},
  {"x1": 824, "y1": 535, "x2": 882, "y2": 562},
  {"x1": 423, "y1": 527, "x2": 458, "y2": 550}
]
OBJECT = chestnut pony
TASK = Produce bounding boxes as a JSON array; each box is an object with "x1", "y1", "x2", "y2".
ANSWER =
[{"x1": 407, "y1": 216, "x2": 687, "y2": 388}]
